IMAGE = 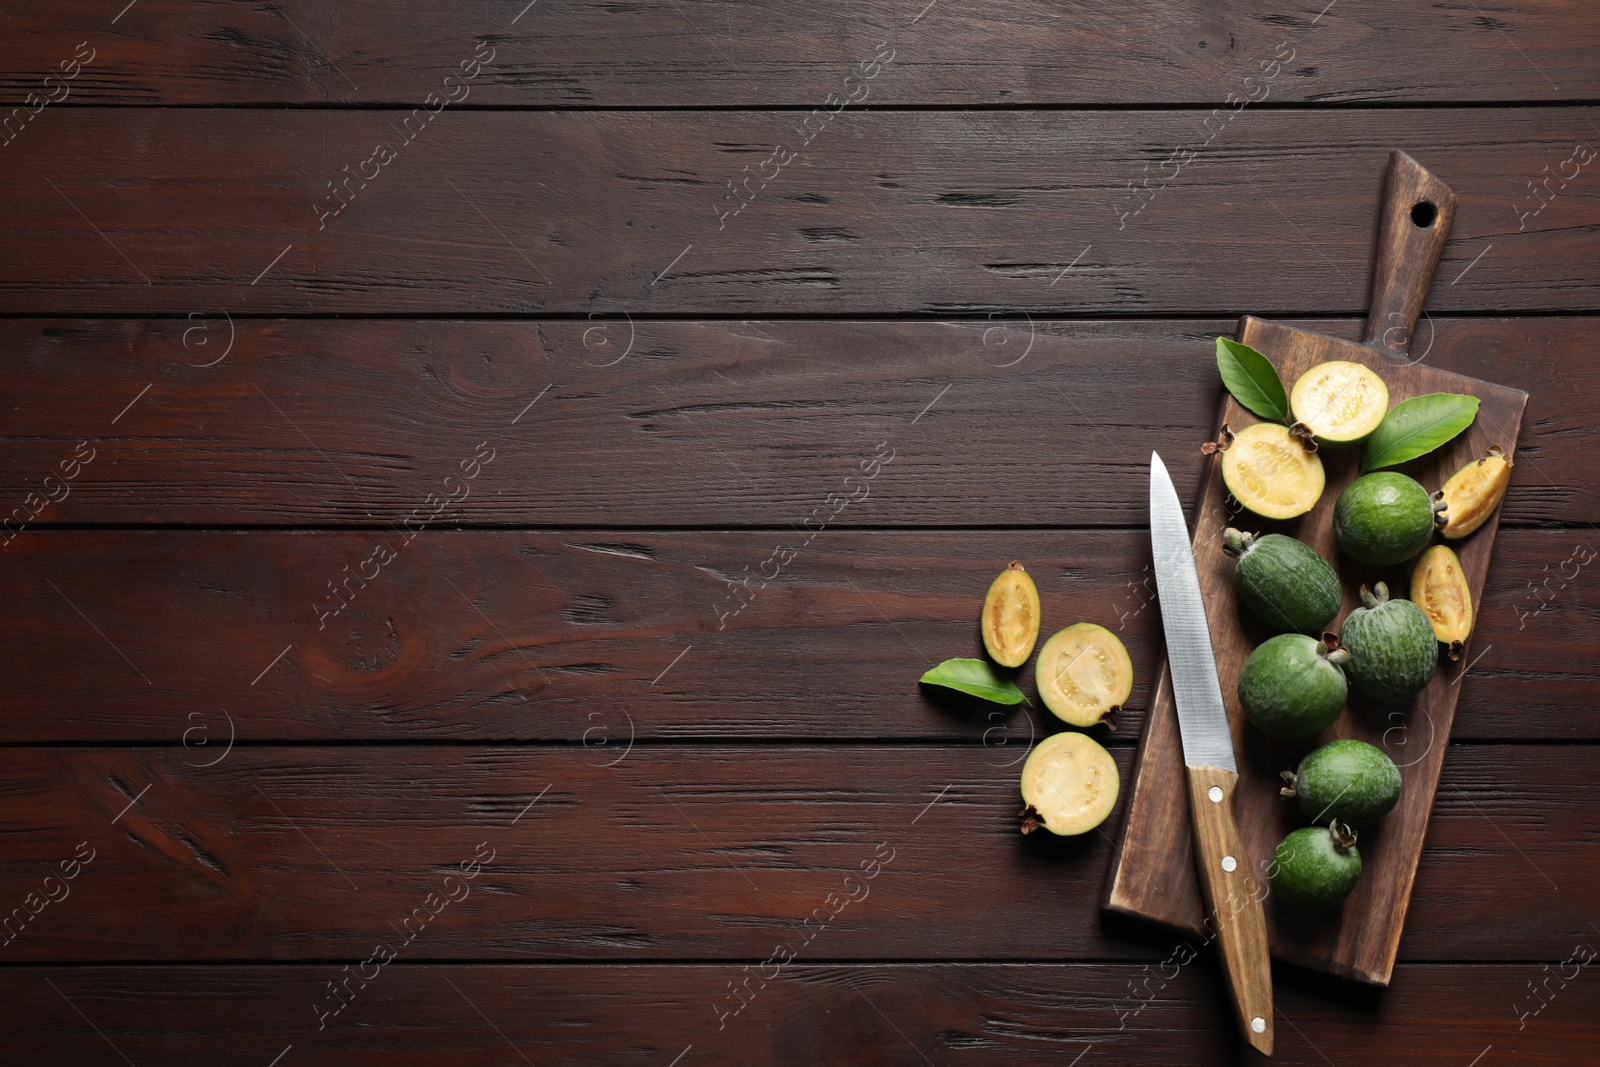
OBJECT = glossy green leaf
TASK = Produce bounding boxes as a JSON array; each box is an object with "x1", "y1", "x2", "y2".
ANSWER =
[
  {"x1": 919, "y1": 658, "x2": 1025, "y2": 704},
  {"x1": 1215, "y1": 338, "x2": 1289, "y2": 423},
  {"x1": 1362, "y1": 392, "x2": 1481, "y2": 471}
]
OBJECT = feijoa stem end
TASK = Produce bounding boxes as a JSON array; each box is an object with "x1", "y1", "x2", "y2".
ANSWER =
[
  {"x1": 1431, "y1": 489, "x2": 1449, "y2": 529},
  {"x1": 1221, "y1": 528, "x2": 1255, "y2": 559},
  {"x1": 1360, "y1": 583, "x2": 1389, "y2": 610},
  {"x1": 1330, "y1": 820, "x2": 1357, "y2": 852},
  {"x1": 1019, "y1": 805, "x2": 1046, "y2": 836},
  {"x1": 1279, "y1": 769, "x2": 1299, "y2": 799},
  {"x1": 1288, "y1": 421, "x2": 1320, "y2": 453},
  {"x1": 1200, "y1": 424, "x2": 1236, "y2": 456}
]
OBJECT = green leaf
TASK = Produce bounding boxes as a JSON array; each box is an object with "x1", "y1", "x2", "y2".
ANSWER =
[
  {"x1": 919, "y1": 658, "x2": 1025, "y2": 704},
  {"x1": 1215, "y1": 338, "x2": 1289, "y2": 423},
  {"x1": 1362, "y1": 392, "x2": 1481, "y2": 471}
]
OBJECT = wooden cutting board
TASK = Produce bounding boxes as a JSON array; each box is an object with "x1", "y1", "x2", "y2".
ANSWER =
[{"x1": 1103, "y1": 151, "x2": 1529, "y2": 986}]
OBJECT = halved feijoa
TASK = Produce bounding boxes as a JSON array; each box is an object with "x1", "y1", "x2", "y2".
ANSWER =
[
  {"x1": 1019, "y1": 730, "x2": 1120, "y2": 837},
  {"x1": 1282, "y1": 739, "x2": 1401, "y2": 827},
  {"x1": 1339, "y1": 582, "x2": 1439, "y2": 703},
  {"x1": 1290, "y1": 361, "x2": 1389, "y2": 443},
  {"x1": 1269, "y1": 822, "x2": 1361, "y2": 911},
  {"x1": 1238, "y1": 633, "x2": 1349, "y2": 741},
  {"x1": 1036, "y1": 623, "x2": 1133, "y2": 728},
  {"x1": 1223, "y1": 529, "x2": 1342, "y2": 635},
  {"x1": 981, "y1": 561, "x2": 1041, "y2": 668},
  {"x1": 1440, "y1": 445, "x2": 1512, "y2": 540},
  {"x1": 1219, "y1": 421, "x2": 1326, "y2": 520},
  {"x1": 1410, "y1": 544, "x2": 1473, "y2": 660},
  {"x1": 1333, "y1": 472, "x2": 1443, "y2": 566}
]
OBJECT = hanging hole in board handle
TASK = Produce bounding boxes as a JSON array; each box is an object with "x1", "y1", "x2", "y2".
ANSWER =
[{"x1": 1410, "y1": 200, "x2": 1438, "y2": 228}]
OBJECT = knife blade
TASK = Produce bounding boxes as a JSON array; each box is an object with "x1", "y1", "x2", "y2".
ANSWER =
[{"x1": 1149, "y1": 451, "x2": 1275, "y2": 1056}]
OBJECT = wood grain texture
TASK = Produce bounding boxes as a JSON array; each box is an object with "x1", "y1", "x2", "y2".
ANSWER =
[
  {"x1": 1363, "y1": 150, "x2": 1458, "y2": 355},
  {"x1": 3, "y1": 110, "x2": 1598, "y2": 314},
  {"x1": 3, "y1": 963, "x2": 1592, "y2": 1065},
  {"x1": 1185, "y1": 766, "x2": 1273, "y2": 1054},
  {"x1": 2, "y1": 529, "x2": 1595, "y2": 742},
  {"x1": 0, "y1": 745, "x2": 1593, "y2": 962},
  {"x1": 0, "y1": 317, "x2": 1592, "y2": 526},
  {"x1": 5, "y1": 1, "x2": 1599, "y2": 106},
  {"x1": 1109, "y1": 312, "x2": 1527, "y2": 984}
]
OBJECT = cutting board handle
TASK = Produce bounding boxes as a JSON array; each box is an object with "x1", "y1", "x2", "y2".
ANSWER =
[{"x1": 1362, "y1": 150, "x2": 1457, "y2": 358}]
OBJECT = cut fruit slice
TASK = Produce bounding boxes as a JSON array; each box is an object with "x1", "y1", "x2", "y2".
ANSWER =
[
  {"x1": 1410, "y1": 544, "x2": 1473, "y2": 659},
  {"x1": 1290, "y1": 360, "x2": 1389, "y2": 443},
  {"x1": 1440, "y1": 445, "x2": 1512, "y2": 540},
  {"x1": 1036, "y1": 623, "x2": 1133, "y2": 728},
  {"x1": 981, "y1": 561, "x2": 1041, "y2": 668},
  {"x1": 1019, "y1": 730, "x2": 1120, "y2": 836},
  {"x1": 1219, "y1": 421, "x2": 1326, "y2": 520}
]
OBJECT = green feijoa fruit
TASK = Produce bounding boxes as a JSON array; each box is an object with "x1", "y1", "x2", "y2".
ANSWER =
[
  {"x1": 1339, "y1": 582, "x2": 1439, "y2": 703},
  {"x1": 1222, "y1": 529, "x2": 1342, "y2": 635},
  {"x1": 1333, "y1": 472, "x2": 1445, "y2": 567},
  {"x1": 1269, "y1": 822, "x2": 1361, "y2": 911},
  {"x1": 1282, "y1": 739, "x2": 1401, "y2": 827},
  {"x1": 1238, "y1": 633, "x2": 1350, "y2": 741}
]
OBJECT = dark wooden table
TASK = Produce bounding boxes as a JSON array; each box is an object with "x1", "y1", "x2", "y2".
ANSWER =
[{"x1": 3, "y1": 3, "x2": 1598, "y2": 1063}]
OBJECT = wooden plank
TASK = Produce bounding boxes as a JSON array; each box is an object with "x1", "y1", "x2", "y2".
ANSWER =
[
  {"x1": 1, "y1": 529, "x2": 1593, "y2": 742},
  {"x1": 0, "y1": 745, "x2": 1591, "y2": 962},
  {"x1": 1, "y1": 963, "x2": 1590, "y2": 1064},
  {"x1": 1109, "y1": 315, "x2": 1528, "y2": 984},
  {"x1": 0, "y1": 317, "x2": 1589, "y2": 526},
  {"x1": 4, "y1": 1, "x2": 1598, "y2": 107},
  {"x1": 2, "y1": 110, "x2": 1597, "y2": 314}
]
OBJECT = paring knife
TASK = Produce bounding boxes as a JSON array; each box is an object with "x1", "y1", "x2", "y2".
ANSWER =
[{"x1": 1149, "y1": 451, "x2": 1274, "y2": 1056}]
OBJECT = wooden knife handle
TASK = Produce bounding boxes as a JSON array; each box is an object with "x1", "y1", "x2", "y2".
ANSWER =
[
  {"x1": 1186, "y1": 765, "x2": 1274, "y2": 1056},
  {"x1": 1362, "y1": 149, "x2": 1457, "y2": 359}
]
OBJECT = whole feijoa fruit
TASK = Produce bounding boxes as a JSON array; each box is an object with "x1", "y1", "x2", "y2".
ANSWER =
[
  {"x1": 1018, "y1": 731, "x2": 1119, "y2": 837},
  {"x1": 1223, "y1": 529, "x2": 1342, "y2": 635},
  {"x1": 1282, "y1": 739, "x2": 1401, "y2": 827},
  {"x1": 1219, "y1": 421, "x2": 1325, "y2": 521},
  {"x1": 1290, "y1": 360, "x2": 1389, "y2": 444},
  {"x1": 1339, "y1": 582, "x2": 1438, "y2": 703},
  {"x1": 1238, "y1": 633, "x2": 1350, "y2": 741},
  {"x1": 1334, "y1": 472, "x2": 1445, "y2": 566},
  {"x1": 1440, "y1": 445, "x2": 1512, "y2": 540},
  {"x1": 1269, "y1": 821, "x2": 1361, "y2": 910},
  {"x1": 981, "y1": 561, "x2": 1041, "y2": 668},
  {"x1": 1036, "y1": 623, "x2": 1133, "y2": 728},
  {"x1": 1410, "y1": 544, "x2": 1473, "y2": 661}
]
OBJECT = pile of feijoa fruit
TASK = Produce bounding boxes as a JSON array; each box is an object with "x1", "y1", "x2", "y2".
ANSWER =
[
  {"x1": 917, "y1": 563, "x2": 1135, "y2": 839},
  {"x1": 1211, "y1": 339, "x2": 1513, "y2": 910}
]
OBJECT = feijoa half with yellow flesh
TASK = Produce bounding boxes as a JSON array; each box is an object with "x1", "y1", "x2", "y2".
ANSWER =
[
  {"x1": 1019, "y1": 730, "x2": 1120, "y2": 836},
  {"x1": 1411, "y1": 544, "x2": 1473, "y2": 659},
  {"x1": 1036, "y1": 623, "x2": 1134, "y2": 728},
  {"x1": 1220, "y1": 421, "x2": 1326, "y2": 520},
  {"x1": 981, "y1": 561, "x2": 1041, "y2": 668},
  {"x1": 1290, "y1": 360, "x2": 1389, "y2": 443},
  {"x1": 1440, "y1": 445, "x2": 1512, "y2": 540}
]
